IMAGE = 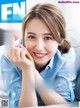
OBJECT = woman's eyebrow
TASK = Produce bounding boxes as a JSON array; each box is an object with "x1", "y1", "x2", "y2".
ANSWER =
[
  {"x1": 27, "y1": 32, "x2": 52, "y2": 35},
  {"x1": 43, "y1": 33, "x2": 52, "y2": 35},
  {"x1": 27, "y1": 32, "x2": 35, "y2": 35}
]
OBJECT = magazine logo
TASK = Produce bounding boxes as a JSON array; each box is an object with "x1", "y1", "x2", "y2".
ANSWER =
[{"x1": 0, "y1": 0, "x2": 26, "y2": 22}]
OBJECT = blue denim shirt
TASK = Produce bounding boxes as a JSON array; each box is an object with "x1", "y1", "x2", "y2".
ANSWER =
[{"x1": 1, "y1": 39, "x2": 76, "y2": 107}]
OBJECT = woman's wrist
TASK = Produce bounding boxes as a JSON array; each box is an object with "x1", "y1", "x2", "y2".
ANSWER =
[
  {"x1": 22, "y1": 67, "x2": 36, "y2": 85},
  {"x1": 22, "y1": 65, "x2": 35, "y2": 73}
]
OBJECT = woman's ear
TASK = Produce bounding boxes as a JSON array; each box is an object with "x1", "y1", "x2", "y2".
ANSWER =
[{"x1": 58, "y1": 39, "x2": 64, "y2": 46}]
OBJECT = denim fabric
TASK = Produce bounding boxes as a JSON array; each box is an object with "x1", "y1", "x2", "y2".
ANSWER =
[{"x1": 1, "y1": 39, "x2": 76, "y2": 107}]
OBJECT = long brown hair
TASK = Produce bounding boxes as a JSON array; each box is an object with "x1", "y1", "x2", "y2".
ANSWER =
[{"x1": 22, "y1": 4, "x2": 71, "y2": 54}]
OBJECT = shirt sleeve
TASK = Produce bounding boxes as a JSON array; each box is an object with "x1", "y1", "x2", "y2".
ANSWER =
[
  {"x1": 54, "y1": 48, "x2": 76, "y2": 102},
  {"x1": 1, "y1": 55, "x2": 22, "y2": 107},
  {"x1": 74, "y1": 71, "x2": 80, "y2": 101}
]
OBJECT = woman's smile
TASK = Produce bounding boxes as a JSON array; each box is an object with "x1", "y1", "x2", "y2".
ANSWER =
[{"x1": 33, "y1": 52, "x2": 47, "y2": 59}]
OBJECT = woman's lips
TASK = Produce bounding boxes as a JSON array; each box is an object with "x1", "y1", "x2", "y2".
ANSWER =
[{"x1": 33, "y1": 52, "x2": 47, "y2": 59}]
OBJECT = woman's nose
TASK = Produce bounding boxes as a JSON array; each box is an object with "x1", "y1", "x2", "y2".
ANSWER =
[{"x1": 35, "y1": 40, "x2": 44, "y2": 50}]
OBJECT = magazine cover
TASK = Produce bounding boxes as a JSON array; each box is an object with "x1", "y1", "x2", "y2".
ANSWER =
[{"x1": 0, "y1": 0, "x2": 80, "y2": 107}]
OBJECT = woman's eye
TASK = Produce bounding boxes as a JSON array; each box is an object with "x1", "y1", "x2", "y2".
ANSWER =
[
  {"x1": 45, "y1": 37, "x2": 52, "y2": 40},
  {"x1": 28, "y1": 36, "x2": 35, "y2": 39}
]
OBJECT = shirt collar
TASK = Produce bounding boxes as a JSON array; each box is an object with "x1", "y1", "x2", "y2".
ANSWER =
[
  {"x1": 45, "y1": 56, "x2": 54, "y2": 70},
  {"x1": 44, "y1": 49, "x2": 61, "y2": 70}
]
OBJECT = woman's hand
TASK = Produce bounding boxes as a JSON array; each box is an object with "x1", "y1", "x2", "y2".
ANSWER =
[{"x1": 7, "y1": 45, "x2": 34, "y2": 71}]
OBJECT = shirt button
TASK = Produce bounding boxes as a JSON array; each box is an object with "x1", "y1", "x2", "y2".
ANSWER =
[{"x1": 46, "y1": 66, "x2": 49, "y2": 70}]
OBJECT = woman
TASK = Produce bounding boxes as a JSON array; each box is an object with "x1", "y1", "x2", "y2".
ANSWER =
[{"x1": 1, "y1": 4, "x2": 76, "y2": 108}]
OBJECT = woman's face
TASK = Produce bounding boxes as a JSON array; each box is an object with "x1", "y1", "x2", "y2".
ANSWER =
[{"x1": 25, "y1": 18, "x2": 59, "y2": 68}]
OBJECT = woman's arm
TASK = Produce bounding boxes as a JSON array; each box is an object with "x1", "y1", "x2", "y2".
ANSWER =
[
  {"x1": 35, "y1": 70, "x2": 67, "y2": 105},
  {"x1": 18, "y1": 68, "x2": 38, "y2": 108},
  {"x1": 7, "y1": 45, "x2": 38, "y2": 107}
]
